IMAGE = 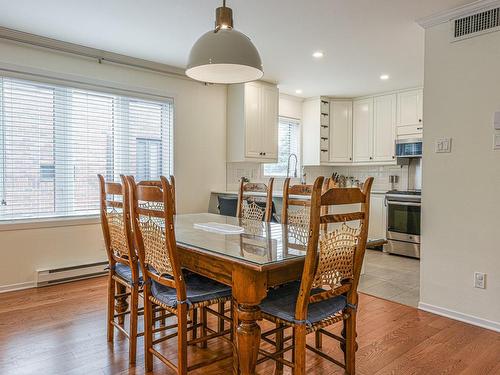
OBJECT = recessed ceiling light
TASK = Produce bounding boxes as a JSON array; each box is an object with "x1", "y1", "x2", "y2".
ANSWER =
[
  {"x1": 380, "y1": 74, "x2": 390, "y2": 80},
  {"x1": 295, "y1": 89, "x2": 303, "y2": 94},
  {"x1": 312, "y1": 51, "x2": 324, "y2": 59}
]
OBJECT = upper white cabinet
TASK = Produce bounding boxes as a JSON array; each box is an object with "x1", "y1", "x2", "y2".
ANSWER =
[
  {"x1": 397, "y1": 89, "x2": 423, "y2": 138},
  {"x1": 302, "y1": 97, "x2": 331, "y2": 166},
  {"x1": 329, "y1": 100, "x2": 353, "y2": 163},
  {"x1": 352, "y1": 98, "x2": 374, "y2": 163},
  {"x1": 227, "y1": 82, "x2": 278, "y2": 162},
  {"x1": 373, "y1": 94, "x2": 397, "y2": 162},
  {"x1": 301, "y1": 88, "x2": 421, "y2": 166}
]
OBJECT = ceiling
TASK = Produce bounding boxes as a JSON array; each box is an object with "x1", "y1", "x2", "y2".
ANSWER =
[{"x1": 0, "y1": 0, "x2": 474, "y2": 97}]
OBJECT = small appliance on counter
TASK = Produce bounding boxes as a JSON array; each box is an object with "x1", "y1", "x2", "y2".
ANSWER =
[{"x1": 384, "y1": 190, "x2": 421, "y2": 259}]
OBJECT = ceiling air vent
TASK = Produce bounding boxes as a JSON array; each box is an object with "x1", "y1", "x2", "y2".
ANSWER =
[{"x1": 452, "y1": 7, "x2": 500, "y2": 41}]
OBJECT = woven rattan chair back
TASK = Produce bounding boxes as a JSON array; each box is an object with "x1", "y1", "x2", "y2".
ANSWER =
[
  {"x1": 294, "y1": 176, "x2": 374, "y2": 322},
  {"x1": 137, "y1": 175, "x2": 176, "y2": 215},
  {"x1": 281, "y1": 178, "x2": 314, "y2": 226},
  {"x1": 236, "y1": 178, "x2": 274, "y2": 222},
  {"x1": 98, "y1": 174, "x2": 137, "y2": 273},
  {"x1": 128, "y1": 176, "x2": 187, "y2": 302}
]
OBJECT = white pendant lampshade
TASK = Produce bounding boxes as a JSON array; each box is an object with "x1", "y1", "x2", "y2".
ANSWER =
[{"x1": 186, "y1": 1, "x2": 263, "y2": 84}]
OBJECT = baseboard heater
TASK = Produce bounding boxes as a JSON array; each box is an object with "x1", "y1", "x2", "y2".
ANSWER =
[{"x1": 35, "y1": 261, "x2": 108, "y2": 287}]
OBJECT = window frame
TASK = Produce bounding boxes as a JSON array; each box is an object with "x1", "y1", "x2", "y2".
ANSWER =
[
  {"x1": 0, "y1": 74, "x2": 174, "y2": 227},
  {"x1": 262, "y1": 116, "x2": 302, "y2": 178}
]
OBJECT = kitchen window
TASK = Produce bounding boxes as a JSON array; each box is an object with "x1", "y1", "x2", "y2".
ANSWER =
[
  {"x1": 0, "y1": 76, "x2": 173, "y2": 221},
  {"x1": 263, "y1": 117, "x2": 300, "y2": 177}
]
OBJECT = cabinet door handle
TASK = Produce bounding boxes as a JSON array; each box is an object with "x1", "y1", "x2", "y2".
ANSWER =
[
  {"x1": 263, "y1": 152, "x2": 266, "y2": 156},
  {"x1": 369, "y1": 156, "x2": 373, "y2": 160},
  {"x1": 417, "y1": 127, "x2": 423, "y2": 130},
  {"x1": 349, "y1": 157, "x2": 352, "y2": 161},
  {"x1": 392, "y1": 155, "x2": 395, "y2": 159},
  {"x1": 419, "y1": 119, "x2": 422, "y2": 122}
]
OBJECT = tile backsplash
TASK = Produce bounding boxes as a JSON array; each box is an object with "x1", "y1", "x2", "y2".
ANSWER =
[{"x1": 226, "y1": 163, "x2": 410, "y2": 192}]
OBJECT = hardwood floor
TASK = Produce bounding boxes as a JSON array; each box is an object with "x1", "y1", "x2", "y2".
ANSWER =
[{"x1": 0, "y1": 277, "x2": 498, "y2": 375}]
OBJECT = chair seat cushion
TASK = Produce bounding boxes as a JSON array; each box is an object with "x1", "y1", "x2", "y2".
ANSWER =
[
  {"x1": 114, "y1": 262, "x2": 142, "y2": 285},
  {"x1": 151, "y1": 272, "x2": 232, "y2": 308},
  {"x1": 260, "y1": 281, "x2": 347, "y2": 326}
]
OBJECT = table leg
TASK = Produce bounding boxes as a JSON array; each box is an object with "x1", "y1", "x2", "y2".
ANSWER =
[{"x1": 236, "y1": 304, "x2": 261, "y2": 375}]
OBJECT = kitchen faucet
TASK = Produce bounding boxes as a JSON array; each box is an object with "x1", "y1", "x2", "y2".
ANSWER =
[{"x1": 286, "y1": 153, "x2": 298, "y2": 179}]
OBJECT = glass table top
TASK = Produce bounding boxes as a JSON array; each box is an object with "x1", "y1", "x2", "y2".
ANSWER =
[{"x1": 174, "y1": 213, "x2": 308, "y2": 266}]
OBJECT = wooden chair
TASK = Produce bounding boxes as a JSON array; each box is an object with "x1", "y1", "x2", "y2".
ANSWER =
[
  {"x1": 236, "y1": 178, "x2": 274, "y2": 222},
  {"x1": 98, "y1": 174, "x2": 142, "y2": 365},
  {"x1": 127, "y1": 176, "x2": 233, "y2": 374},
  {"x1": 259, "y1": 176, "x2": 374, "y2": 375},
  {"x1": 137, "y1": 174, "x2": 176, "y2": 214},
  {"x1": 281, "y1": 177, "x2": 314, "y2": 226}
]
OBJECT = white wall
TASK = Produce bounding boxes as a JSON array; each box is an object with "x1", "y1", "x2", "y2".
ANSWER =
[
  {"x1": 0, "y1": 40, "x2": 227, "y2": 290},
  {"x1": 420, "y1": 23, "x2": 500, "y2": 328}
]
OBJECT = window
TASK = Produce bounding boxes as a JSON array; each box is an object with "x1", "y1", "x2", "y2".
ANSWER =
[
  {"x1": 0, "y1": 76, "x2": 173, "y2": 221},
  {"x1": 263, "y1": 117, "x2": 300, "y2": 177}
]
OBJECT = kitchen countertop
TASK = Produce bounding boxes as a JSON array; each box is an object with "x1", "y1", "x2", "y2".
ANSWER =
[{"x1": 211, "y1": 189, "x2": 388, "y2": 197}]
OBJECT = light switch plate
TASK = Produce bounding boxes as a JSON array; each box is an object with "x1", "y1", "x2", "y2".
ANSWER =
[
  {"x1": 494, "y1": 134, "x2": 500, "y2": 150},
  {"x1": 494, "y1": 111, "x2": 500, "y2": 130},
  {"x1": 435, "y1": 137, "x2": 452, "y2": 153}
]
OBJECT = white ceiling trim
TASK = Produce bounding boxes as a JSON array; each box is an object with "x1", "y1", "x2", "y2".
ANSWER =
[
  {"x1": 0, "y1": 25, "x2": 192, "y2": 80},
  {"x1": 417, "y1": 0, "x2": 500, "y2": 28}
]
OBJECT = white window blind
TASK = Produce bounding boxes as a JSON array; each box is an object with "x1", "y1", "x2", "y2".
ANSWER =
[
  {"x1": 0, "y1": 76, "x2": 173, "y2": 221},
  {"x1": 263, "y1": 117, "x2": 300, "y2": 177}
]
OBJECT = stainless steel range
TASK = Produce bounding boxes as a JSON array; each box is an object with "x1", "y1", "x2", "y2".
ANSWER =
[{"x1": 384, "y1": 190, "x2": 421, "y2": 258}]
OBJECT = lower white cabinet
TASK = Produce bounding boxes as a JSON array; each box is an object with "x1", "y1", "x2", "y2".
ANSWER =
[{"x1": 368, "y1": 194, "x2": 387, "y2": 240}]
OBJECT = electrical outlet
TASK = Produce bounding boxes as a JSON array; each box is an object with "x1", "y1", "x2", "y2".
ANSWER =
[
  {"x1": 435, "y1": 138, "x2": 452, "y2": 153},
  {"x1": 474, "y1": 272, "x2": 486, "y2": 289}
]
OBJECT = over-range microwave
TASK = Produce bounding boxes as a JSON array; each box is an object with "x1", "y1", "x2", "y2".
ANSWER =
[{"x1": 395, "y1": 139, "x2": 422, "y2": 158}]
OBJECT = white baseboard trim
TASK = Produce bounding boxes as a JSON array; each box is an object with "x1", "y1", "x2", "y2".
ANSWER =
[
  {"x1": 418, "y1": 302, "x2": 500, "y2": 333},
  {"x1": 0, "y1": 281, "x2": 35, "y2": 294}
]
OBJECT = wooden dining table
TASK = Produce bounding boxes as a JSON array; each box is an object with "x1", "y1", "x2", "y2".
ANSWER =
[{"x1": 174, "y1": 212, "x2": 309, "y2": 375}]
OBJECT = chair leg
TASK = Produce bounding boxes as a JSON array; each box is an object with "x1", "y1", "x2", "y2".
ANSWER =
[
  {"x1": 315, "y1": 330, "x2": 322, "y2": 349},
  {"x1": 177, "y1": 305, "x2": 188, "y2": 375},
  {"x1": 293, "y1": 325, "x2": 306, "y2": 375},
  {"x1": 345, "y1": 311, "x2": 357, "y2": 375},
  {"x1": 107, "y1": 274, "x2": 115, "y2": 342},
  {"x1": 144, "y1": 295, "x2": 154, "y2": 372},
  {"x1": 191, "y1": 309, "x2": 198, "y2": 341},
  {"x1": 160, "y1": 308, "x2": 167, "y2": 326},
  {"x1": 218, "y1": 301, "x2": 225, "y2": 332},
  {"x1": 275, "y1": 323, "x2": 284, "y2": 375},
  {"x1": 116, "y1": 283, "x2": 128, "y2": 325},
  {"x1": 129, "y1": 286, "x2": 139, "y2": 365},
  {"x1": 200, "y1": 306, "x2": 208, "y2": 349}
]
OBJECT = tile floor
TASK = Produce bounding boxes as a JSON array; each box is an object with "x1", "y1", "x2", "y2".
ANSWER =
[{"x1": 359, "y1": 249, "x2": 420, "y2": 307}]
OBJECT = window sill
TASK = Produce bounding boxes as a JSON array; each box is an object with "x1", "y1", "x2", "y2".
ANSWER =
[{"x1": 0, "y1": 215, "x2": 100, "y2": 232}]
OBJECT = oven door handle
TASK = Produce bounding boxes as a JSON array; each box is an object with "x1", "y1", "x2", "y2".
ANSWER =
[{"x1": 386, "y1": 200, "x2": 421, "y2": 207}]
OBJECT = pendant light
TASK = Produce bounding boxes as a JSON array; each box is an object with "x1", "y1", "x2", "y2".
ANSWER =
[{"x1": 186, "y1": 0, "x2": 263, "y2": 84}]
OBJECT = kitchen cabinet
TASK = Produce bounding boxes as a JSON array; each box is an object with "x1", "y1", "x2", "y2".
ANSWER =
[
  {"x1": 397, "y1": 89, "x2": 423, "y2": 138},
  {"x1": 302, "y1": 97, "x2": 330, "y2": 166},
  {"x1": 352, "y1": 98, "x2": 374, "y2": 162},
  {"x1": 368, "y1": 194, "x2": 387, "y2": 240},
  {"x1": 227, "y1": 81, "x2": 278, "y2": 162},
  {"x1": 329, "y1": 100, "x2": 353, "y2": 163},
  {"x1": 373, "y1": 94, "x2": 397, "y2": 162}
]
